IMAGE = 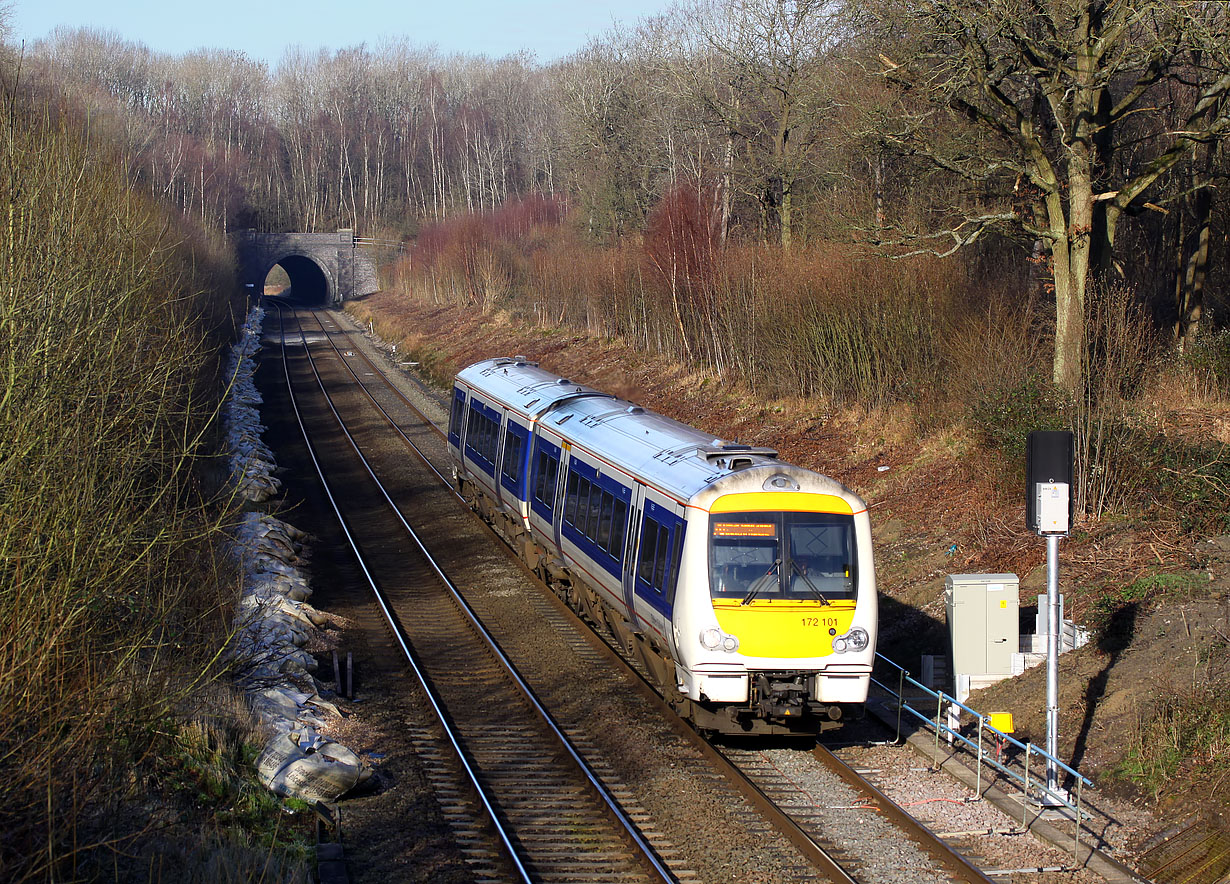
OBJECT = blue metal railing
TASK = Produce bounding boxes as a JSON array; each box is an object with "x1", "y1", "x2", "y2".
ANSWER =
[{"x1": 872, "y1": 653, "x2": 1094, "y2": 859}]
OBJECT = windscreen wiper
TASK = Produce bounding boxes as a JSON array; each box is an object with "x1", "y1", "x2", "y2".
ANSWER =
[
  {"x1": 741, "y1": 558, "x2": 781, "y2": 605},
  {"x1": 790, "y1": 559, "x2": 830, "y2": 605}
]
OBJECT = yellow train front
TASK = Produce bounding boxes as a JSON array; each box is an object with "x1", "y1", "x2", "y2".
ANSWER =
[
  {"x1": 448, "y1": 358, "x2": 878, "y2": 737},
  {"x1": 675, "y1": 468, "x2": 877, "y2": 736}
]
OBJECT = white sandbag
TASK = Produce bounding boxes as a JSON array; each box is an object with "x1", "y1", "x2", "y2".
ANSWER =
[
  {"x1": 250, "y1": 686, "x2": 305, "y2": 721},
  {"x1": 277, "y1": 647, "x2": 318, "y2": 673},
  {"x1": 256, "y1": 729, "x2": 371, "y2": 802},
  {"x1": 246, "y1": 572, "x2": 312, "y2": 602}
]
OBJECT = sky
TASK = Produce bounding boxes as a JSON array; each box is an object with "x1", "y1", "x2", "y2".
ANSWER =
[{"x1": 6, "y1": 0, "x2": 675, "y2": 66}]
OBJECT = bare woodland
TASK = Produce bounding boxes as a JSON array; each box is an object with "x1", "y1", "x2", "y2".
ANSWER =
[{"x1": 11, "y1": 2, "x2": 1230, "y2": 474}]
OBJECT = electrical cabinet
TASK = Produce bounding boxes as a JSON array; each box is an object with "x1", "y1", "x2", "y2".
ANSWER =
[{"x1": 945, "y1": 574, "x2": 1020, "y2": 677}]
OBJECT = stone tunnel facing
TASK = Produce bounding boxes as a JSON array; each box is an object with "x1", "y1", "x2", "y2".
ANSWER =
[{"x1": 266, "y1": 255, "x2": 331, "y2": 306}]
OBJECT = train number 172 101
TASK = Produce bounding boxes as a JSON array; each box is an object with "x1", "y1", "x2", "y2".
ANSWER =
[{"x1": 801, "y1": 617, "x2": 841, "y2": 628}]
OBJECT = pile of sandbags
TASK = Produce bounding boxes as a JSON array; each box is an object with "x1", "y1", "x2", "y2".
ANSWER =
[
  {"x1": 222, "y1": 305, "x2": 371, "y2": 802},
  {"x1": 223, "y1": 305, "x2": 282, "y2": 503},
  {"x1": 230, "y1": 512, "x2": 325, "y2": 690}
]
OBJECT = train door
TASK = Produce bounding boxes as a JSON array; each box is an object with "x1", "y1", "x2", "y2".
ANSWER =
[
  {"x1": 528, "y1": 432, "x2": 563, "y2": 549},
  {"x1": 448, "y1": 387, "x2": 466, "y2": 453},
  {"x1": 553, "y1": 442, "x2": 571, "y2": 553},
  {"x1": 492, "y1": 408, "x2": 506, "y2": 510},
  {"x1": 633, "y1": 495, "x2": 685, "y2": 623},
  {"x1": 498, "y1": 418, "x2": 531, "y2": 518},
  {"x1": 621, "y1": 481, "x2": 647, "y2": 629}
]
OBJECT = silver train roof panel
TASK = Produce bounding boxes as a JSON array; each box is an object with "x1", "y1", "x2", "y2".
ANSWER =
[
  {"x1": 457, "y1": 357, "x2": 801, "y2": 503},
  {"x1": 456, "y1": 357, "x2": 614, "y2": 418}
]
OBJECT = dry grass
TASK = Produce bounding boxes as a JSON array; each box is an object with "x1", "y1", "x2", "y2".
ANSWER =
[{"x1": 395, "y1": 201, "x2": 976, "y2": 409}]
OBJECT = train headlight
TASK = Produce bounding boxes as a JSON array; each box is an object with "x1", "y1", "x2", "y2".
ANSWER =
[
  {"x1": 832, "y1": 627, "x2": 869, "y2": 654},
  {"x1": 700, "y1": 628, "x2": 741, "y2": 653}
]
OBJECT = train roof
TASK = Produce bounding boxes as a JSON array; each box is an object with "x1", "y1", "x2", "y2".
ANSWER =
[{"x1": 455, "y1": 357, "x2": 859, "y2": 506}]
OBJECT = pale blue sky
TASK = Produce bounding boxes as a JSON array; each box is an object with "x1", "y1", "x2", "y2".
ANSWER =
[{"x1": 7, "y1": 0, "x2": 674, "y2": 65}]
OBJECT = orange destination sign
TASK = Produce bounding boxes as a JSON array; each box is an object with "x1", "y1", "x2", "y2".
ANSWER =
[{"x1": 713, "y1": 522, "x2": 776, "y2": 537}]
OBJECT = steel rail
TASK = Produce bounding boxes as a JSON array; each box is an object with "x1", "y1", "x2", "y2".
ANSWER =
[
  {"x1": 302, "y1": 310, "x2": 455, "y2": 489},
  {"x1": 271, "y1": 301, "x2": 533, "y2": 882},
  {"x1": 812, "y1": 745, "x2": 996, "y2": 884},
  {"x1": 273, "y1": 301, "x2": 676, "y2": 884}
]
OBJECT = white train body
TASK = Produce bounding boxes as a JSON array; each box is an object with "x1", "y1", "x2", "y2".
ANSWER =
[{"x1": 447, "y1": 357, "x2": 878, "y2": 735}]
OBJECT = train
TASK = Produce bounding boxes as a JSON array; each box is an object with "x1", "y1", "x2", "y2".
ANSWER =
[{"x1": 447, "y1": 357, "x2": 878, "y2": 736}]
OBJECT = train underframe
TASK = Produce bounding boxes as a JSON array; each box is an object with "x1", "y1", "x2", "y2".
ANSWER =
[{"x1": 460, "y1": 475, "x2": 860, "y2": 737}]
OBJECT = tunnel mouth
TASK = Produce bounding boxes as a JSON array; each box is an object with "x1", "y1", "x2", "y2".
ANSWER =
[{"x1": 263, "y1": 255, "x2": 330, "y2": 306}]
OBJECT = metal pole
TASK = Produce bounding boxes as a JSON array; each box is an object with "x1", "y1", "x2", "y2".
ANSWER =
[
  {"x1": 1046, "y1": 533, "x2": 1061, "y2": 797},
  {"x1": 895, "y1": 668, "x2": 906, "y2": 744}
]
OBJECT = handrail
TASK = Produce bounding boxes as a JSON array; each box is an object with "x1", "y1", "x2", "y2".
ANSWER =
[{"x1": 872, "y1": 653, "x2": 1093, "y2": 860}]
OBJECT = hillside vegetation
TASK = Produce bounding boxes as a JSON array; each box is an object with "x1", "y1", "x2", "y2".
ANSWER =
[{"x1": 0, "y1": 70, "x2": 308, "y2": 880}]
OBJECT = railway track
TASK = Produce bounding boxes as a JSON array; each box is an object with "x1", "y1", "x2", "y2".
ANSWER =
[
  {"x1": 263, "y1": 302, "x2": 1045, "y2": 883},
  {"x1": 273, "y1": 302, "x2": 676, "y2": 883}
]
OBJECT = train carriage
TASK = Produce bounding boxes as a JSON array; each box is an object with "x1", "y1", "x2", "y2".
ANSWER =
[{"x1": 448, "y1": 357, "x2": 877, "y2": 736}]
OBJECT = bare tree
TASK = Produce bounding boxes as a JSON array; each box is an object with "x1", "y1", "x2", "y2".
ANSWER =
[
  {"x1": 673, "y1": 0, "x2": 843, "y2": 248},
  {"x1": 857, "y1": 0, "x2": 1230, "y2": 390}
]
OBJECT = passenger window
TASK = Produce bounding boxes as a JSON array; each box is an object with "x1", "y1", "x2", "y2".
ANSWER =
[
  {"x1": 545, "y1": 458, "x2": 558, "y2": 505},
  {"x1": 653, "y1": 523, "x2": 669, "y2": 590},
  {"x1": 576, "y1": 478, "x2": 592, "y2": 535},
  {"x1": 637, "y1": 516, "x2": 659, "y2": 585},
  {"x1": 450, "y1": 392, "x2": 465, "y2": 439},
  {"x1": 587, "y1": 489, "x2": 603, "y2": 542},
  {"x1": 597, "y1": 494, "x2": 613, "y2": 551},
  {"x1": 611, "y1": 500, "x2": 627, "y2": 558},
  {"x1": 667, "y1": 525, "x2": 684, "y2": 605},
  {"x1": 501, "y1": 429, "x2": 523, "y2": 485},
  {"x1": 534, "y1": 451, "x2": 551, "y2": 504},
  {"x1": 565, "y1": 471, "x2": 580, "y2": 525},
  {"x1": 466, "y1": 408, "x2": 481, "y2": 453}
]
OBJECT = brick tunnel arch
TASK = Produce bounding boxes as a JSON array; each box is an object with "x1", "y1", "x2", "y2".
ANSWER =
[{"x1": 264, "y1": 254, "x2": 333, "y2": 306}]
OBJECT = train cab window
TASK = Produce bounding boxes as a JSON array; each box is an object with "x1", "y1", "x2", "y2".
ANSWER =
[{"x1": 709, "y1": 511, "x2": 856, "y2": 601}]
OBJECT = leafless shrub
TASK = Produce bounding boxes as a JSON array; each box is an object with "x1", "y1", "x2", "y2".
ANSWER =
[{"x1": 0, "y1": 72, "x2": 255, "y2": 879}]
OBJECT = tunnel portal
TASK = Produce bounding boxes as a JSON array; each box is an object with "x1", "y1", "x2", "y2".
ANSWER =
[
  {"x1": 267, "y1": 255, "x2": 331, "y2": 306},
  {"x1": 234, "y1": 229, "x2": 379, "y2": 306}
]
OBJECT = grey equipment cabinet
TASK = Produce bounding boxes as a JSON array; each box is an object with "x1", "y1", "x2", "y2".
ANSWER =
[{"x1": 945, "y1": 574, "x2": 1020, "y2": 678}]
